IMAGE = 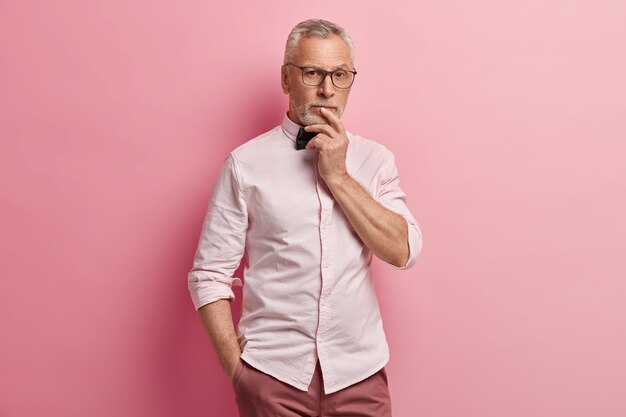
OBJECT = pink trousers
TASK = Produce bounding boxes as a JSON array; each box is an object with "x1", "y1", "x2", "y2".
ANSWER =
[{"x1": 231, "y1": 358, "x2": 393, "y2": 417}]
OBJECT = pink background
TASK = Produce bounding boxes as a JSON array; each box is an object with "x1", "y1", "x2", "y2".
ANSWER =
[{"x1": 1, "y1": 1, "x2": 625, "y2": 416}]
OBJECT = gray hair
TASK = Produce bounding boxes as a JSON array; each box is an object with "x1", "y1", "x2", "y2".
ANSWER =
[{"x1": 283, "y1": 19, "x2": 355, "y2": 65}]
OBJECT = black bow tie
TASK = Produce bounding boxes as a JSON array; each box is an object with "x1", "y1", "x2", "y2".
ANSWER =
[{"x1": 296, "y1": 128, "x2": 317, "y2": 150}]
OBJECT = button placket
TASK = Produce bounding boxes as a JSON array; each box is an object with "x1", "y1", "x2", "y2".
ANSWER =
[{"x1": 313, "y1": 153, "x2": 335, "y2": 387}]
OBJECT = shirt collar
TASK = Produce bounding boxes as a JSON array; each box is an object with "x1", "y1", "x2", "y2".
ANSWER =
[{"x1": 280, "y1": 112, "x2": 301, "y2": 143}]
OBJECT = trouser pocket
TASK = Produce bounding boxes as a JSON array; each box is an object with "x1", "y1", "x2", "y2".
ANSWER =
[{"x1": 231, "y1": 358, "x2": 245, "y2": 388}]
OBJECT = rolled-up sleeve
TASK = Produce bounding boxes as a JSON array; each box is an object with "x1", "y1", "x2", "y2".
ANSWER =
[
  {"x1": 188, "y1": 153, "x2": 248, "y2": 310},
  {"x1": 376, "y1": 149, "x2": 423, "y2": 270}
]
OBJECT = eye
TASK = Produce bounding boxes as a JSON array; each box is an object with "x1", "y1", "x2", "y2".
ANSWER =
[
  {"x1": 304, "y1": 69, "x2": 321, "y2": 77},
  {"x1": 333, "y1": 70, "x2": 347, "y2": 78}
]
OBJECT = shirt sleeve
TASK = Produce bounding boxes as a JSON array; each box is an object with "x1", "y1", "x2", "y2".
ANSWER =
[
  {"x1": 187, "y1": 153, "x2": 248, "y2": 310},
  {"x1": 375, "y1": 149, "x2": 423, "y2": 270}
]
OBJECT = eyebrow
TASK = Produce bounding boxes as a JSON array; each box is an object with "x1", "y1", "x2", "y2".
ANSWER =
[{"x1": 300, "y1": 64, "x2": 352, "y2": 71}]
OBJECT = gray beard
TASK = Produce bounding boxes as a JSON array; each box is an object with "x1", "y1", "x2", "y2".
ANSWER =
[{"x1": 298, "y1": 107, "x2": 343, "y2": 126}]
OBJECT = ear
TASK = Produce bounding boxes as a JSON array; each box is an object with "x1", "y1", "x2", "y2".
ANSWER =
[{"x1": 280, "y1": 65, "x2": 289, "y2": 94}]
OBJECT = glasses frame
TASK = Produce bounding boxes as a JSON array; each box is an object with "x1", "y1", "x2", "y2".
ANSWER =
[{"x1": 285, "y1": 63, "x2": 357, "y2": 89}]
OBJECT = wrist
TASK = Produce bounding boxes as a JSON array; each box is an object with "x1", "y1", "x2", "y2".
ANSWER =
[{"x1": 324, "y1": 171, "x2": 350, "y2": 188}]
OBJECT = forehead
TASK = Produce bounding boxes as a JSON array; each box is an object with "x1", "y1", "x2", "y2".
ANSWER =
[{"x1": 294, "y1": 35, "x2": 353, "y2": 69}]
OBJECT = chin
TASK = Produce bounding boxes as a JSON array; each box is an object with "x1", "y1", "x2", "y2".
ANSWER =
[
  {"x1": 300, "y1": 109, "x2": 343, "y2": 126},
  {"x1": 299, "y1": 112, "x2": 324, "y2": 126}
]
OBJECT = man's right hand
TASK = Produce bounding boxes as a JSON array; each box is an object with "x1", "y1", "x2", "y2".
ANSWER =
[
  {"x1": 227, "y1": 354, "x2": 242, "y2": 382},
  {"x1": 197, "y1": 300, "x2": 244, "y2": 384}
]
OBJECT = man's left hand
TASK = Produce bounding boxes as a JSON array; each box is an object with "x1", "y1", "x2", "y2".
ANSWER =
[{"x1": 304, "y1": 107, "x2": 349, "y2": 184}]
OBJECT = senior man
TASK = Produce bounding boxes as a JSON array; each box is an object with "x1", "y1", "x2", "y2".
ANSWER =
[{"x1": 188, "y1": 19, "x2": 423, "y2": 417}]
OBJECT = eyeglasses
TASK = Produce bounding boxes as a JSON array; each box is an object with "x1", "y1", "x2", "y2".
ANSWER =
[{"x1": 286, "y1": 63, "x2": 357, "y2": 89}]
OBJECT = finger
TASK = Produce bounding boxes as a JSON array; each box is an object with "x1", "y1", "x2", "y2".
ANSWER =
[
  {"x1": 305, "y1": 134, "x2": 330, "y2": 149},
  {"x1": 305, "y1": 134, "x2": 331, "y2": 150},
  {"x1": 319, "y1": 107, "x2": 345, "y2": 134},
  {"x1": 304, "y1": 124, "x2": 336, "y2": 137}
]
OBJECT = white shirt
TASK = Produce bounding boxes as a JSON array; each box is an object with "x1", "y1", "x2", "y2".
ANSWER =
[{"x1": 188, "y1": 113, "x2": 423, "y2": 394}]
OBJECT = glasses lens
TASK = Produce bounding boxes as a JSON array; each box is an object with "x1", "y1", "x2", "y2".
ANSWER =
[
  {"x1": 332, "y1": 70, "x2": 354, "y2": 88},
  {"x1": 302, "y1": 68, "x2": 324, "y2": 86}
]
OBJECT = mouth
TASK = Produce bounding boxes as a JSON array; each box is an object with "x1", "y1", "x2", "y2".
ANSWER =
[{"x1": 310, "y1": 105, "x2": 337, "y2": 112}]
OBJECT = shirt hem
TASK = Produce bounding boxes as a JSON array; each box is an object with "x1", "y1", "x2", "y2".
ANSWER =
[
  {"x1": 239, "y1": 350, "x2": 391, "y2": 394},
  {"x1": 239, "y1": 352, "x2": 311, "y2": 392},
  {"x1": 323, "y1": 350, "x2": 390, "y2": 394}
]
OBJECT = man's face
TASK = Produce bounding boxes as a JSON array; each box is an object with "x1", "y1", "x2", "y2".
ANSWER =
[{"x1": 281, "y1": 35, "x2": 354, "y2": 126}]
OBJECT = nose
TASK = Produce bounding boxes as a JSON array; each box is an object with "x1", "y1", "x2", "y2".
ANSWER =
[{"x1": 317, "y1": 74, "x2": 335, "y2": 98}]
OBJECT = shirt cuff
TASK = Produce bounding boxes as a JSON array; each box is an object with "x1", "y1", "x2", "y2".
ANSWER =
[
  {"x1": 390, "y1": 218, "x2": 423, "y2": 270},
  {"x1": 188, "y1": 271, "x2": 243, "y2": 310}
]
